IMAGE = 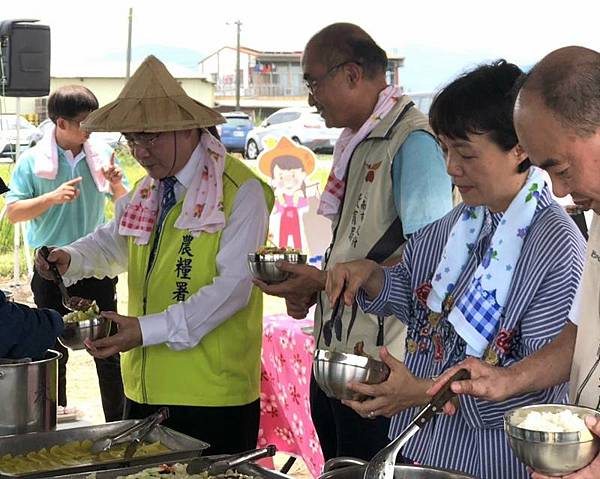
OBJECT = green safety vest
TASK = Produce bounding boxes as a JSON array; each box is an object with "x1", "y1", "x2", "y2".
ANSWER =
[{"x1": 124, "y1": 154, "x2": 274, "y2": 406}]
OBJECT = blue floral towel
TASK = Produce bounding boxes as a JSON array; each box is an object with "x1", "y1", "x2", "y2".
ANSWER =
[{"x1": 427, "y1": 167, "x2": 545, "y2": 357}]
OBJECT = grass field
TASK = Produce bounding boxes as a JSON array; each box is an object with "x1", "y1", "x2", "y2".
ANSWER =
[{"x1": 0, "y1": 149, "x2": 331, "y2": 279}]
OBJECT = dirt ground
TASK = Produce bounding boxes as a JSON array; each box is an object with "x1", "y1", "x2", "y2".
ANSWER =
[{"x1": 1, "y1": 276, "x2": 311, "y2": 478}]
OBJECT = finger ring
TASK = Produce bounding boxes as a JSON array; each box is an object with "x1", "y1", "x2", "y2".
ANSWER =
[{"x1": 367, "y1": 411, "x2": 375, "y2": 419}]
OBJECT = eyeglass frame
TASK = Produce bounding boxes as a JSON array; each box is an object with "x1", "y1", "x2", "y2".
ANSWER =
[
  {"x1": 303, "y1": 60, "x2": 360, "y2": 95},
  {"x1": 124, "y1": 132, "x2": 163, "y2": 149}
]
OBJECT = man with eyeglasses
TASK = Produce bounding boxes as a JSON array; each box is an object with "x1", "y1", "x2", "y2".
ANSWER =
[
  {"x1": 255, "y1": 23, "x2": 453, "y2": 461},
  {"x1": 35, "y1": 56, "x2": 274, "y2": 454},
  {"x1": 6, "y1": 84, "x2": 127, "y2": 423},
  {"x1": 427, "y1": 46, "x2": 600, "y2": 479}
]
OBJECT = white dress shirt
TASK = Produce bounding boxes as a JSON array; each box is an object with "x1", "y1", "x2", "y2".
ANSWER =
[{"x1": 63, "y1": 144, "x2": 269, "y2": 350}]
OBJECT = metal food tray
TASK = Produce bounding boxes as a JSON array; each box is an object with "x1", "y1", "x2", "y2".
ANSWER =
[
  {"x1": 0, "y1": 420, "x2": 209, "y2": 478},
  {"x1": 47, "y1": 460, "x2": 295, "y2": 479}
]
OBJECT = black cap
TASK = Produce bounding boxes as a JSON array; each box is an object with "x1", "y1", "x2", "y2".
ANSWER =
[{"x1": 0, "y1": 177, "x2": 9, "y2": 195}]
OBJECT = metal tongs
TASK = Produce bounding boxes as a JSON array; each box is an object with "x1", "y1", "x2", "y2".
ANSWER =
[
  {"x1": 90, "y1": 407, "x2": 169, "y2": 458},
  {"x1": 186, "y1": 445, "x2": 277, "y2": 475},
  {"x1": 39, "y1": 246, "x2": 92, "y2": 312},
  {"x1": 363, "y1": 368, "x2": 470, "y2": 479}
]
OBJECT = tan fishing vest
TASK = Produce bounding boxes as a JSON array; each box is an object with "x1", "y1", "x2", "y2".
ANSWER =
[
  {"x1": 316, "y1": 95, "x2": 434, "y2": 359},
  {"x1": 569, "y1": 213, "x2": 600, "y2": 409}
]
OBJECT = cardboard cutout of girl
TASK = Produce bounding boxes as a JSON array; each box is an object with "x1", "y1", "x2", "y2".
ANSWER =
[{"x1": 258, "y1": 137, "x2": 316, "y2": 251}]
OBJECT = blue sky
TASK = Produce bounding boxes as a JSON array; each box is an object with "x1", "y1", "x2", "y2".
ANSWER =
[{"x1": 2, "y1": 0, "x2": 600, "y2": 93}]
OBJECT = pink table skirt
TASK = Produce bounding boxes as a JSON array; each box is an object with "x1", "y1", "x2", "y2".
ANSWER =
[{"x1": 257, "y1": 313, "x2": 324, "y2": 477}]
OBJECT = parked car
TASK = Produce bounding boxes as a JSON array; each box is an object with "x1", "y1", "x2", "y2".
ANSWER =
[
  {"x1": 27, "y1": 118, "x2": 52, "y2": 147},
  {"x1": 244, "y1": 107, "x2": 341, "y2": 160},
  {"x1": 0, "y1": 115, "x2": 37, "y2": 160},
  {"x1": 216, "y1": 111, "x2": 253, "y2": 154},
  {"x1": 29, "y1": 118, "x2": 125, "y2": 149}
]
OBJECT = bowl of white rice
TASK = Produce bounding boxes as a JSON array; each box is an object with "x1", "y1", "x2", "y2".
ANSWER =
[{"x1": 504, "y1": 404, "x2": 600, "y2": 476}]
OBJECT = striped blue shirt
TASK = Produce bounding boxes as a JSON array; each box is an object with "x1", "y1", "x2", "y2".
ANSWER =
[{"x1": 358, "y1": 185, "x2": 585, "y2": 479}]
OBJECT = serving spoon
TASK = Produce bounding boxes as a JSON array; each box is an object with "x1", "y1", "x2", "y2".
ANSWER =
[
  {"x1": 39, "y1": 246, "x2": 92, "y2": 312},
  {"x1": 363, "y1": 368, "x2": 470, "y2": 479}
]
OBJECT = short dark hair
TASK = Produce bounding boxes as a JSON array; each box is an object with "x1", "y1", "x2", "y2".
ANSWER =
[
  {"x1": 520, "y1": 47, "x2": 600, "y2": 137},
  {"x1": 430, "y1": 59, "x2": 530, "y2": 173},
  {"x1": 47, "y1": 85, "x2": 99, "y2": 123},
  {"x1": 306, "y1": 23, "x2": 387, "y2": 79}
]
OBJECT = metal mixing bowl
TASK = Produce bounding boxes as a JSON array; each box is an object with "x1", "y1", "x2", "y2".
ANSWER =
[
  {"x1": 313, "y1": 349, "x2": 390, "y2": 401},
  {"x1": 319, "y1": 457, "x2": 476, "y2": 479},
  {"x1": 505, "y1": 403, "x2": 600, "y2": 476},
  {"x1": 247, "y1": 252, "x2": 307, "y2": 284},
  {"x1": 60, "y1": 315, "x2": 111, "y2": 350}
]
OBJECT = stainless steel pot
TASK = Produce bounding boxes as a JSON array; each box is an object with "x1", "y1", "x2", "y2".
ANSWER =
[
  {"x1": 319, "y1": 458, "x2": 477, "y2": 479},
  {"x1": 0, "y1": 349, "x2": 62, "y2": 436}
]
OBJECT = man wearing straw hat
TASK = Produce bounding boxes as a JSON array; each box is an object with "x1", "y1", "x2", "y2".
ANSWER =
[{"x1": 35, "y1": 56, "x2": 274, "y2": 453}]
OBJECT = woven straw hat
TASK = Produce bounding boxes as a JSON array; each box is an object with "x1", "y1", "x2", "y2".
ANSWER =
[
  {"x1": 81, "y1": 55, "x2": 224, "y2": 133},
  {"x1": 258, "y1": 136, "x2": 316, "y2": 178}
]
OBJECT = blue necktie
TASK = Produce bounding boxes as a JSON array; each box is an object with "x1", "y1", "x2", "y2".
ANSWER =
[
  {"x1": 148, "y1": 176, "x2": 177, "y2": 268},
  {"x1": 156, "y1": 176, "x2": 177, "y2": 231}
]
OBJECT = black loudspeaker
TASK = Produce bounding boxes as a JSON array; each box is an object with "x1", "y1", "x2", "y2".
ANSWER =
[{"x1": 0, "y1": 19, "x2": 50, "y2": 97}]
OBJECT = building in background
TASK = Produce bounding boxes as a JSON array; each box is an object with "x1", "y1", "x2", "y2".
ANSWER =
[{"x1": 198, "y1": 46, "x2": 404, "y2": 119}]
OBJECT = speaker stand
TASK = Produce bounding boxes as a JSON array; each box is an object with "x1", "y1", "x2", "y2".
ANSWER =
[{"x1": 5, "y1": 97, "x2": 33, "y2": 285}]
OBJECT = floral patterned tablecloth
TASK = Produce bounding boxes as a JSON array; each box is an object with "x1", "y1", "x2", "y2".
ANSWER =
[{"x1": 257, "y1": 313, "x2": 324, "y2": 478}]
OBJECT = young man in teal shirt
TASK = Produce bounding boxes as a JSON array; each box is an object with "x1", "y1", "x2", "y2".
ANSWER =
[
  {"x1": 0, "y1": 176, "x2": 64, "y2": 360},
  {"x1": 6, "y1": 85, "x2": 128, "y2": 422}
]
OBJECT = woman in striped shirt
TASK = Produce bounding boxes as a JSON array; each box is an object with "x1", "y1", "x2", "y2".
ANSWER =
[{"x1": 325, "y1": 60, "x2": 586, "y2": 479}]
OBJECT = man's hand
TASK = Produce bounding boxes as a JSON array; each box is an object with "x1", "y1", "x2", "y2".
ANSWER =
[
  {"x1": 48, "y1": 177, "x2": 82, "y2": 205},
  {"x1": 34, "y1": 247, "x2": 71, "y2": 279},
  {"x1": 102, "y1": 153, "x2": 128, "y2": 199},
  {"x1": 253, "y1": 262, "x2": 326, "y2": 305},
  {"x1": 86, "y1": 311, "x2": 142, "y2": 359},
  {"x1": 285, "y1": 296, "x2": 316, "y2": 319},
  {"x1": 425, "y1": 357, "x2": 514, "y2": 415},
  {"x1": 530, "y1": 416, "x2": 600, "y2": 479},
  {"x1": 102, "y1": 153, "x2": 122, "y2": 184},
  {"x1": 325, "y1": 259, "x2": 383, "y2": 307},
  {"x1": 341, "y1": 346, "x2": 432, "y2": 418}
]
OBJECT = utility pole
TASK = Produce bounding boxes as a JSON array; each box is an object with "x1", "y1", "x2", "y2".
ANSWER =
[
  {"x1": 126, "y1": 7, "x2": 133, "y2": 79},
  {"x1": 235, "y1": 20, "x2": 242, "y2": 110}
]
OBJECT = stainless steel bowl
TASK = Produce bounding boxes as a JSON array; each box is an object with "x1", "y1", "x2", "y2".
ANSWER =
[
  {"x1": 247, "y1": 252, "x2": 307, "y2": 284},
  {"x1": 505, "y1": 403, "x2": 600, "y2": 476},
  {"x1": 319, "y1": 457, "x2": 476, "y2": 479},
  {"x1": 61, "y1": 315, "x2": 112, "y2": 350},
  {"x1": 313, "y1": 349, "x2": 390, "y2": 401}
]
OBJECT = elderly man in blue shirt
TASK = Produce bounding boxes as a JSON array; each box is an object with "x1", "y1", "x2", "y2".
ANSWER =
[{"x1": 255, "y1": 23, "x2": 453, "y2": 462}]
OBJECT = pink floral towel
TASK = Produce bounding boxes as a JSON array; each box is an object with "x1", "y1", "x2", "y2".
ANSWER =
[
  {"x1": 318, "y1": 85, "x2": 403, "y2": 219},
  {"x1": 119, "y1": 130, "x2": 226, "y2": 245},
  {"x1": 33, "y1": 125, "x2": 110, "y2": 193}
]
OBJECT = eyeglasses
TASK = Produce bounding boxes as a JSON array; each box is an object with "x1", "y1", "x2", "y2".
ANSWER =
[
  {"x1": 303, "y1": 61, "x2": 357, "y2": 95},
  {"x1": 124, "y1": 132, "x2": 162, "y2": 149}
]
